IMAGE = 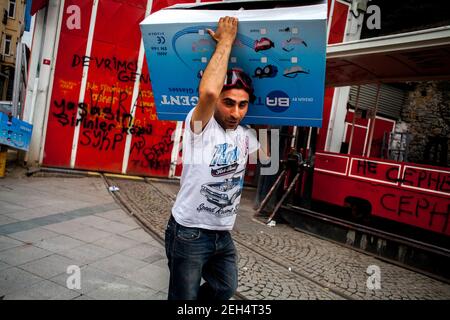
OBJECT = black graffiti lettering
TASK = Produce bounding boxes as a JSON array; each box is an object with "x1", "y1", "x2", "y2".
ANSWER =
[
  {"x1": 430, "y1": 172, "x2": 450, "y2": 192},
  {"x1": 131, "y1": 90, "x2": 153, "y2": 114},
  {"x1": 367, "y1": 161, "x2": 377, "y2": 174},
  {"x1": 53, "y1": 99, "x2": 70, "y2": 126},
  {"x1": 78, "y1": 102, "x2": 88, "y2": 118},
  {"x1": 121, "y1": 113, "x2": 133, "y2": 128},
  {"x1": 380, "y1": 194, "x2": 396, "y2": 213},
  {"x1": 118, "y1": 91, "x2": 128, "y2": 113},
  {"x1": 117, "y1": 60, "x2": 127, "y2": 71},
  {"x1": 103, "y1": 58, "x2": 111, "y2": 70},
  {"x1": 79, "y1": 130, "x2": 125, "y2": 151},
  {"x1": 117, "y1": 70, "x2": 140, "y2": 82},
  {"x1": 140, "y1": 73, "x2": 150, "y2": 84},
  {"x1": 67, "y1": 101, "x2": 76, "y2": 111},
  {"x1": 80, "y1": 130, "x2": 92, "y2": 146},
  {"x1": 143, "y1": 147, "x2": 155, "y2": 162},
  {"x1": 91, "y1": 106, "x2": 101, "y2": 117},
  {"x1": 112, "y1": 133, "x2": 124, "y2": 150},
  {"x1": 103, "y1": 107, "x2": 114, "y2": 121},
  {"x1": 81, "y1": 117, "x2": 115, "y2": 132},
  {"x1": 118, "y1": 70, "x2": 129, "y2": 82},
  {"x1": 441, "y1": 176, "x2": 450, "y2": 192},
  {"x1": 380, "y1": 192, "x2": 449, "y2": 234},
  {"x1": 162, "y1": 128, "x2": 174, "y2": 146},
  {"x1": 402, "y1": 168, "x2": 416, "y2": 186},
  {"x1": 71, "y1": 54, "x2": 80, "y2": 67},
  {"x1": 385, "y1": 167, "x2": 400, "y2": 183},
  {"x1": 130, "y1": 136, "x2": 145, "y2": 155},
  {"x1": 416, "y1": 197, "x2": 429, "y2": 218},
  {"x1": 122, "y1": 124, "x2": 152, "y2": 136},
  {"x1": 83, "y1": 119, "x2": 94, "y2": 130},
  {"x1": 398, "y1": 196, "x2": 414, "y2": 216},
  {"x1": 129, "y1": 128, "x2": 174, "y2": 171},
  {"x1": 98, "y1": 121, "x2": 108, "y2": 132},
  {"x1": 71, "y1": 54, "x2": 91, "y2": 68},
  {"x1": 405, "y1": 167, "x2": 450, "y2": 192},
  {"x1": 357, "y1": 160, "x2": 377, "y2": 175},
  {"x1": 118, "y1": 90, "x2": 128, "y2": 106},
  {"x1": 417, "y1": 170, "x2": 427, "y2": 187},
  {"x1": 429, "y1": 203, "x2": 450, "y2": 233},
  {"x1": 71, "y1": 55, "x2": 145, "y2": 83},
  {"x1": 92, "y1": 131, "x2": 105, "y2": 150},
  {"x1": 427, "y1": 171, "x2": 440, "y2": 190}
]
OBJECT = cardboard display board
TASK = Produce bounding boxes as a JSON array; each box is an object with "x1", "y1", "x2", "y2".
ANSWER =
[
  {"x1": 140, "y1": 0, "x2": 327, "y2": 127},
  {"x1": 0, "y1": 113, "x2": 33, "y2": 151}
]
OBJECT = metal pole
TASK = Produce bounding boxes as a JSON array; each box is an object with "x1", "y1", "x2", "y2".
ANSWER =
[
  {"x1": 348, "y1": 85, "x2": 360, "y2": 154},
  {"x1": 366, "y1": 83, "x2": 381, "y2": 157},
  {"x1": 254, "y1": 170, "x2": 286, "y2": 218},
  {"x1": 267, "y1": 172, "x2": 301, "y2": 223},
  {"x1": 12, "y1": 41, "x2": 23, "y2": 118},
  {"x1": 290, "y1": 126, "x2": 298, "y2": 149}
]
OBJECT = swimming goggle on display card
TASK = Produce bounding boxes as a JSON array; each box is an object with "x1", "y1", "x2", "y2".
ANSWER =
[{"x1": 223, "y1": 68, "x2": 256, "y2": 103}]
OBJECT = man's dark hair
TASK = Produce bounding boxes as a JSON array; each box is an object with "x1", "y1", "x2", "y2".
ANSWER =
[{"x1": 222, "y1": 76, "x2": 256, "y2": 103}]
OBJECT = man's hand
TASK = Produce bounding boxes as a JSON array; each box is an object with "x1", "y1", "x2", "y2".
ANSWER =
[
  {"x1": 206, "y1": 16, "x2": 238, "y2": 45},
  {"x1": 191, "y1": 16, "x2": 239, "y2": 134}
]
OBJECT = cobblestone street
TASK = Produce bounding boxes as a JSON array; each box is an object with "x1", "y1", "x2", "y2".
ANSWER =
[{"x1": 108, "y1": 177, "x2": 450, "y2": 300}]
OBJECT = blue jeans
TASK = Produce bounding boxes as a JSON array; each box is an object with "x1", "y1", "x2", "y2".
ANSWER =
[{"x1": 164, "y1": 215, "x2": 238, "y2": 300}]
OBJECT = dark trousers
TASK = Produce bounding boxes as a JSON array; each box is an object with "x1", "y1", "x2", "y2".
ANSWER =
[{"x1": 164, "y1": 215, "x2": 238, "y2": 300}]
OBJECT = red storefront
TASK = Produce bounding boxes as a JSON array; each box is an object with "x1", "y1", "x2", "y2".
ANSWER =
[{"x1": 26, "y1": 0, "x2": 351, "y2": 179}]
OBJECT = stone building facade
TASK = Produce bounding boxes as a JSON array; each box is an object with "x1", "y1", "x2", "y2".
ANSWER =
[{"x1": 401, "y1": 81, "x2": 450, "y2": 167}]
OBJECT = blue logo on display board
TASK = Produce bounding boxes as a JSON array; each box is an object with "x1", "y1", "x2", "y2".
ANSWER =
[{"x1": 266, "y1": 90, "x2": 290, "y2": 112}]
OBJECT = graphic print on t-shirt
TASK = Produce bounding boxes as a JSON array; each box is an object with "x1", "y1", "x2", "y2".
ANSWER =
[
  {"x1": 197, "y1": 141, "x2": 246, "y2": 218},
  {"x1": 210, "y1": 143, "x2": 239, "y2": 176}
]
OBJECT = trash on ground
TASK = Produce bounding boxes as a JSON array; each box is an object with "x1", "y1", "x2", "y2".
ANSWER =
[
  {"x1": 267, "y1": 220, "x2": 276, "y2": 227},
  {"x1": 108, "y1": 186, "x2": 120, "y2": 192}
]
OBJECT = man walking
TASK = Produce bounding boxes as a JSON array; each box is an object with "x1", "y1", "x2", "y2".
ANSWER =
[{"x1": 165, "y1": 16, "x2": 262, "y2": 300}]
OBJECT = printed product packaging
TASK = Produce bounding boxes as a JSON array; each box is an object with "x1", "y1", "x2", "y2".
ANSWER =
[{"x1": 140, "y1": 0, "x2": 327, "y2": 127}]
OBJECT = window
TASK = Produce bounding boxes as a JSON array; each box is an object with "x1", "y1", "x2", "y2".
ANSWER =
[
  {"x1": 8, "y1": 0, "x2": 16, "y2": 19},
  {"x1": 3, "y1": 35, "x2": 12, "y2": 56}
]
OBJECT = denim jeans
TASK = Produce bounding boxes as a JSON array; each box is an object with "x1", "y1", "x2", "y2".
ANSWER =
[{"x1": 164, "y1": 215, "x2": 238, "y2": 300}]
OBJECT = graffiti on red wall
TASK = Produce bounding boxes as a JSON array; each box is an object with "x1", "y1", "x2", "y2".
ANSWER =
[
  {"x1": 130, "y1": 127, "x2": 174, "y2": 172},
  {"x1": 71, "y1": 54, "x2": 151, "y2": 84},
  {"x1": 354, "y1": 160, "x2": 450, "y2": 234},
  {"x1": 51, "y1": 84, "x2": 154, "y2": 151},
  {"x1": 42, "y1": 0, "x2": 177, "y2": 176}
]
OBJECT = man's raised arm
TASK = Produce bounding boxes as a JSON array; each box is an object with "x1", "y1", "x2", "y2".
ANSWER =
[{"x1": 191, "y1": 16, "x2": 238, "y2": 134}]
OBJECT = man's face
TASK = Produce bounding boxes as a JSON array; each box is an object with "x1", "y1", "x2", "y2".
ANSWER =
[{"x1": 214, "y1": 88, "x2": 250, "y2": 130}]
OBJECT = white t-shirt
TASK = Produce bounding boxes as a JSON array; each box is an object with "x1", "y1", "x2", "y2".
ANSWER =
[{"x1": 171, "y1": 108, "x2": 259, "y2": 230}]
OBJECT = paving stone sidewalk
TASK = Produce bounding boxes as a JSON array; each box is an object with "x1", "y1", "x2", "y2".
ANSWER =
[{"x1": 0, "y1": 172, "x2": 168, "y2": 300}]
